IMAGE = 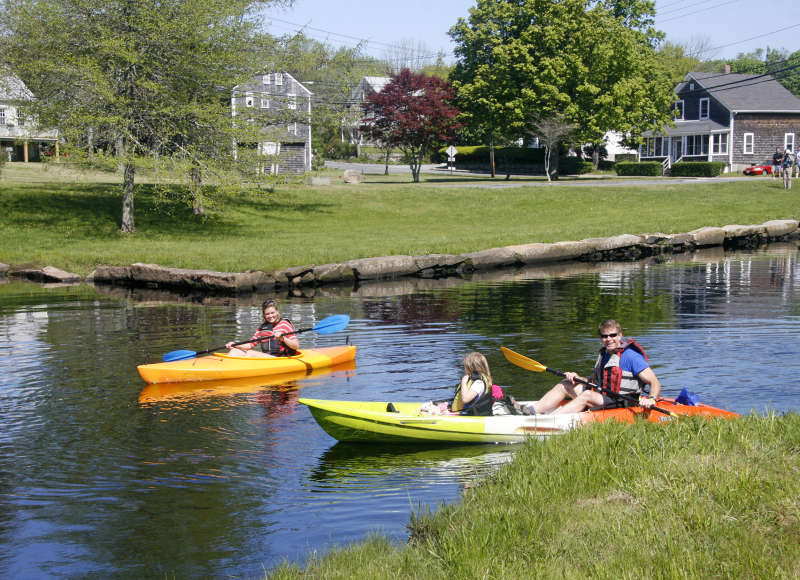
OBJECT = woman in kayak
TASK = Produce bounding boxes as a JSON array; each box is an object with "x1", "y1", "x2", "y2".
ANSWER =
[
  {"x1": 225, "y1": 299, "x2": 300, "y2": 358},
  {"x1": 525, "y1": 319, "x2": 661, "y2": 415}
]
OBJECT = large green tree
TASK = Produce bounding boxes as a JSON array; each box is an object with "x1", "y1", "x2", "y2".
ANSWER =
[
  {"x1": 449, "y1": 0, "x2": 674, "y2": 176},
  {"x1": 0, "y1": 0, "x2": 285, "y2": 231}
]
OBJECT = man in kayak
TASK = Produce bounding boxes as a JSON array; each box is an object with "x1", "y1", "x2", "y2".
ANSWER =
[
  {"x1": 525, "y1": 319, "x2": 661, "y2": 415},
  {"x1": 225, "y1": 299, "x2": 299, "y2": 357}
]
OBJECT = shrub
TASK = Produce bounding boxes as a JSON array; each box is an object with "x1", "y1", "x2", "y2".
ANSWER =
[
  {"x1": 615, "y1": 161, "x2": 663, "y2": 176},
  {"x1": 436, "y1": 145, "x2": 547, "y2": 166},
  {"x1": 558, "y1": 157, "x2": 594, "y2": 175},
  {"x1": 598, "y1": 159, "x2": 615, "y2": 171},
  {"x1": 670, "y1": 161, "x2": 727, "y2": 177},
  {"x1": 614, "y1": 153, "x2": 638, "y2": 163},
  {"x1": 321, "y1": 137, "x2": 357, "y2": 160}
]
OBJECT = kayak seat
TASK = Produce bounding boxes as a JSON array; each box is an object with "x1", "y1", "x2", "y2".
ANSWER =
[{"x1": 386, "y1": 402, "x2": 399, "y2": 413}]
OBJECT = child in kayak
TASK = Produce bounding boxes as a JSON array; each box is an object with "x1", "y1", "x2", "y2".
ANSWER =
[
  {"x1": 225, "y1": 299, "x2": 300, "y2": 358},
  {"x1": 419, "y1": 351, "x2": 497, "y2": 415}
]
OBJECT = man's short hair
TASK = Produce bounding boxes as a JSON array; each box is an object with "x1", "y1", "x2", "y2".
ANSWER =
[{"x1": 598, "y1": 319, "x2": 622, "y2": 334}]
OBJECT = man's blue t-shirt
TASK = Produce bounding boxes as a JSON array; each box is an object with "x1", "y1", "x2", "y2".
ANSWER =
[{"x1": 599, "y1": 348, "x2": 649, "y2": 377}]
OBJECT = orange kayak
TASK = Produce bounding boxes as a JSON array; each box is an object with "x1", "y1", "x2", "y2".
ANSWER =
[{"x1": 137, "y1": 345, "x2": 356, "y2": 384}]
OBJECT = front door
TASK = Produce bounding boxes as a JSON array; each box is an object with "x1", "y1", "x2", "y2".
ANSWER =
[{"x1": 672, "y1": 138, "x2": 683, "y2": 163}]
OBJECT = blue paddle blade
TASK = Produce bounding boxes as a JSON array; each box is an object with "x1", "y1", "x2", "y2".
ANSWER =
[
  {"x1": 161, "y1": 349, "x2": 198, "y2": 362},
  {"x1": 313, "y1": 314, "x2": 350, "y2": 334}
]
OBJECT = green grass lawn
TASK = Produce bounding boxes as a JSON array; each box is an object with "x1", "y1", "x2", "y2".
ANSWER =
[
  {"x1": 1, "y1": 162, "x2": 797, "y2": 276},
  {"x1": 268, "y1": 413, "x2": 800, "y2": 579}
]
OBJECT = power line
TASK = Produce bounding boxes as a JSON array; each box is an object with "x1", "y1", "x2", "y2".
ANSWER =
[
  {"x1": 657, "y1": 0, "x2": 742, "y2": 23},
  {"x1": 705, "y1": 22, "x2": 800, "y2": 54}
]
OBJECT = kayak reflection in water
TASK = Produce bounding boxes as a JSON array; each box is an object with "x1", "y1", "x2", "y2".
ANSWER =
[
  {"x1": 525, "y1": 319, "x2": 662, "y2": 415},
  {"x1": 225, "y1": 299, "x2": 300, "y2": 358}
]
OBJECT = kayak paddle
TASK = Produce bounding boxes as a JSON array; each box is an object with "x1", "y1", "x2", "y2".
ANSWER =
[
  {"x1": 161, "y1": 314, "x2": 350, "y2": 362},
  {"x1": 500, "y1": 346, "x2": 677, "y2": 417}
]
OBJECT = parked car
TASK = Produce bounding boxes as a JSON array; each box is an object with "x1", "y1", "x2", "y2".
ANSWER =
[{"x1": 743, "y1": 161, "x2": 773, "y2": 175}]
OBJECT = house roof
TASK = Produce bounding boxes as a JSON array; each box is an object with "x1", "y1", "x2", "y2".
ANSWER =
[
  {"x1": 680, "y1": 72, "x2": 800, "y2": 113},
  {"x1": 0, "y1": 73, "x2": 34, "y2": 101},
  {"x1": 642, "y1": 119, "x2": 729, "y2": 138},
  {"x1": 234, "y1": 72, "x2": 312, "y2": 95},
  {"x1": 362, "y1": 76, "x2": 390, "y2": 92},
  {"x1": 350, "y1": 76, "x2": 391, "y2": 101}
]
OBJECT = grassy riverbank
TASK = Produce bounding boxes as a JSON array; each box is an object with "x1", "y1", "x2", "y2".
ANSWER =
[
  {"x1": 268, "y1": 413, "x2": 799, "y2": 579},
  {"x1": 1, "y1": 162, "x2": 798, "y2": 276}
]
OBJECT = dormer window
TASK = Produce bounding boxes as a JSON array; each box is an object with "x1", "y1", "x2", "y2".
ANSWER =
[
  {"x1": 673, "y1": 100, "x2": 684, "y2": 120},
  {"x1": 699, "y1": 98, "x2": 709, "y2": 120}
]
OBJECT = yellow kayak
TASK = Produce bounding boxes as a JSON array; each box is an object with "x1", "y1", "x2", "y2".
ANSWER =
[
  {"x1": 138, "y1": 359, "x2": 357, "y2": 403},
  {"x1": 137, "y1": 345, "x2": 356, "y2": 384}
]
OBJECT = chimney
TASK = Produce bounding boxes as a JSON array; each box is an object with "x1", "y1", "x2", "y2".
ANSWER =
[{"x1": 724, "y1": 63, "x2": 731, "y2": 74}]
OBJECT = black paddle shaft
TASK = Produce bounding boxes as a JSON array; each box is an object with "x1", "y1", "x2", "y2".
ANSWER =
[
  {"x1": 191, "y1": 326, "x2": 312, "y2": 359},
  {"x1": 546, "y1": 367, "x2": 675, "y2": 417}
]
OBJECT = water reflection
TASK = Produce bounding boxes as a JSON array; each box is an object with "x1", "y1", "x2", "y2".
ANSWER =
[{"x1": 0, "y1": 244, "x2": 799, "y2": 577}]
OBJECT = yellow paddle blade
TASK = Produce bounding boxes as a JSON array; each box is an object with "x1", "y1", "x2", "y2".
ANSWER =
[{"x1": 501, "y1": 347, "x2": 548, "y2": 373}]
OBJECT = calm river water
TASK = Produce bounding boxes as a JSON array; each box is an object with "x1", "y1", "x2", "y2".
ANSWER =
[{"x1": 1, "y1": 244, "x2": 799, "y2": 578}]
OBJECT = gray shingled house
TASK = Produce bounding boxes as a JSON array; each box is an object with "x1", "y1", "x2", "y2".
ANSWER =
[
  {"x1": 231, "y1": 72, "x2": 312, "y2": 174},
  {"x1": 0, "y1": 72, "x2": 59, "y2": 162},
  {"x1": 640, "y1": 71, "x2": 800, "y2": 173}
]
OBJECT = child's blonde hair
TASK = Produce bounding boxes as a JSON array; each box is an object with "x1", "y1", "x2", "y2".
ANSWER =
[{"x1": 462, "y1": 351, "x2": 492, "y2": 385}]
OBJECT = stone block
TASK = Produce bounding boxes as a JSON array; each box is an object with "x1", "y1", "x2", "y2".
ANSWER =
[
  {"x1": 348, "y1": 255, "x2": 417, "y2": 279},
  {"x1": 343, "y1": 169, "x2": 362, "y2": 184},
  {"x1": 762, "y1": 219, "x2": 799, "y2": 238},
  {"x1": 314, "y1": 263, "x2": 356, "y2": 284},
  {"x1": 689, "y1": 227, "x2": 726, "y2": 247},
  {"x1": 460, "y1": 247, "x2": 520, "y2": 270}
]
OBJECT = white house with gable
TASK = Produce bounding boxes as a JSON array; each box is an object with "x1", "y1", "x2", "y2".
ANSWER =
[{"x1": 0, "y1": 72, "x2": 59, "y2": 162}]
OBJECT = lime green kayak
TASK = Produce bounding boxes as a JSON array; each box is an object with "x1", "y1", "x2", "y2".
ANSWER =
[{"x1": 299, "y1": 398, "x2": 739, "y2": 445}]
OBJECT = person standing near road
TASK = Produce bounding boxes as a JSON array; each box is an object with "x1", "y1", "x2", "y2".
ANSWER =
[
  {"x1": 772, "y1": 147, "x2": 783, "y2": 179},
  {"x1": 794, "y1": 149, "x2": 800, "y2": 179},
  {"x1": 783, "y1": 149, "x2": 794, "y2": 189}
]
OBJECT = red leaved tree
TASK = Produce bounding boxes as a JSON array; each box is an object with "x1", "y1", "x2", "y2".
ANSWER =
[{"x1": 361, "y1": 69, "x2": 460, "y2": 182}]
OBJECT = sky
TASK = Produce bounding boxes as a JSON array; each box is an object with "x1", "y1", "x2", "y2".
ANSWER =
[{"x1": 264, "y1": 0, "x2": 800, "y2": 64}]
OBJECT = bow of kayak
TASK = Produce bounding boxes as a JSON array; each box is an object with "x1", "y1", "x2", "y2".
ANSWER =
[{"x1": 138, "y1": 345, "x2": 356, "y2": 384}]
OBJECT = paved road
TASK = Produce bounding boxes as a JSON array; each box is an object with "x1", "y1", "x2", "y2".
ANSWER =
[{"x1": 324, "y1": 160, "x2": 760, "y2": 188}]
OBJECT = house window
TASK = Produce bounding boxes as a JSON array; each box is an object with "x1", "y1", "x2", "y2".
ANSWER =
[
  {"x1": 275, "y1": 73, "x2": 283, "y2": 86},
  {"x1": 686, "y1": 135, "x2": 709, "y2": 156},
  {"x1": 785, "y1": 133, "x2": 795, "y2": 152},
  {"x1": 0, "y1": 109, "x2": 5, "y2": 125},
  {"x1": 673, "y1": 100, "x2": 684, "y2": 120},
  {"x1": 260, "y1": 98, "x2": 269, "y2": 109},
  {"x1": 262, "y1": 74, "x2": 270, "y2": 85},
  {"x1": 288, "y1": 94, "x2": 296, "y2": 110},
  {"x1": 743, "y1": 133, "x2": 754, "y2": 154},
  {"x1": 288, "y1": 122, "x2": 297, "y2": 135},
  {"x1": 17, "y1": 112, "x2": 24, "y2": 127},
  {"x1": 699, "y1": 98, "x2": 709, "y2": 120},
  {"x1": 711, "y1": 133, "x2": 728, "y2": 155},
  {"x1": 261, "y1": 142, "x2": 279, "y2": 156},
  {"x1": 245, "y1": 94, "x2": 254, "y2": 107}
]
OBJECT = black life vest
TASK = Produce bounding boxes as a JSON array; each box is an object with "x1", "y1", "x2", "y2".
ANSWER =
[
  {"x1": 255, "y1": 318, "x2": 297, "y2": 356},
  {"x1": 452, "y1": 373, "x2": 502, "y2": 416}
]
